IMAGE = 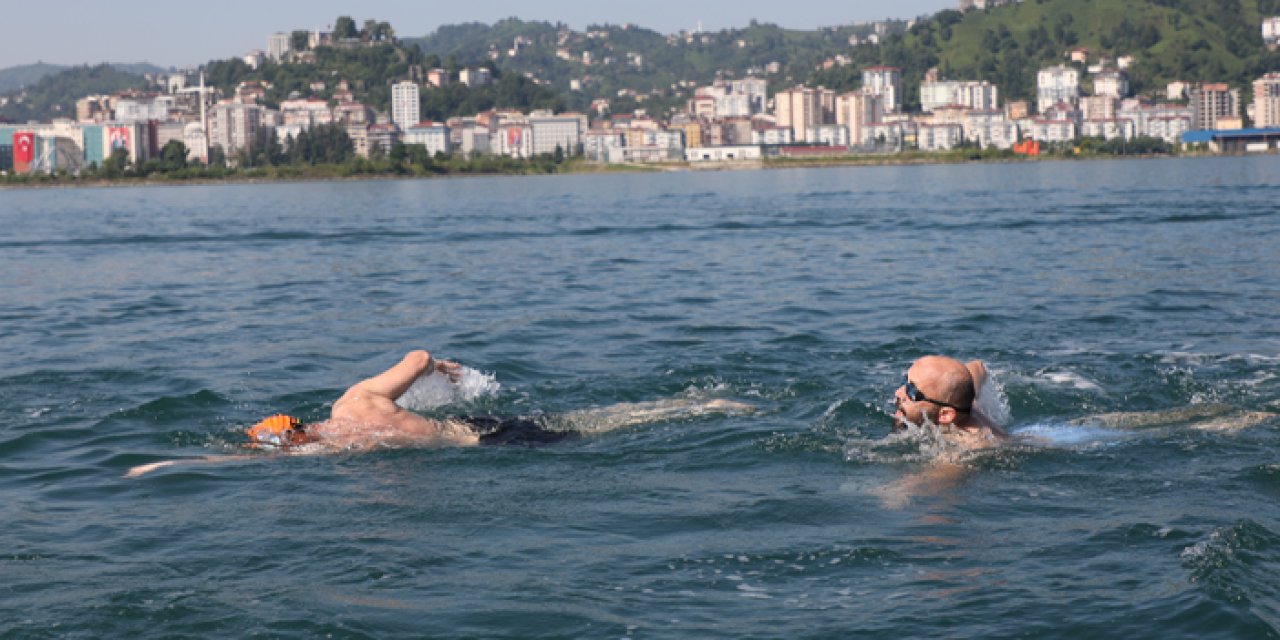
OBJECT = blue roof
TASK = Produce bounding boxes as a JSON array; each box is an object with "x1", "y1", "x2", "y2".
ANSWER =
[{"x1": 1183, "y1": 128, "x2": 1280, "y2": 143}]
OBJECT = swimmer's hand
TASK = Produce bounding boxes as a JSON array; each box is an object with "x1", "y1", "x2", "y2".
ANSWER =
[{"x1": 434, "y1": 358, "x2": 463, "y2": 383}]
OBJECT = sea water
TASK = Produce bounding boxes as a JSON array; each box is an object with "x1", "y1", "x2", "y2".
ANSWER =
[{"x1": 2, "y1": 156, "x2": 1279, "y2": 638}]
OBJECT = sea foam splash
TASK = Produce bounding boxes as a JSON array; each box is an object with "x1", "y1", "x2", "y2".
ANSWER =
[{"x1": 394, "y1": 366, "x2": 500, "y2": 411}]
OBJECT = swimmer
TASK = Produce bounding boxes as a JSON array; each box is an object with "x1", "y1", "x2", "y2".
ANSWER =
[
  {"x1": 125, "y1": 349, "x2": 754, "y2": 478},
  {"x1": 893, "y1": 355, "x2": 1006, "y2": 449}
]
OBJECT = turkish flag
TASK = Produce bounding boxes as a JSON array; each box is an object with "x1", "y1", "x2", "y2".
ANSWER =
[{"x1": 13, "y1": 132, "x2": 34, "y2": 172}]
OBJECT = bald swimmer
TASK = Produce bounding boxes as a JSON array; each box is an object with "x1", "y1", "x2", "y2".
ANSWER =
[{"x1": 893, "y1": 355, "x2": 1006, "y2": 448}]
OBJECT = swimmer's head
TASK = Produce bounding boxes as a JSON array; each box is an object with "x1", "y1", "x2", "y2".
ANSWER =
[
  {"x1": 246, "y1": 414, "x2": 314, "y2": 448},
  {"x1": 894, "y1": 356, "x2": 975, "y2": 432}
]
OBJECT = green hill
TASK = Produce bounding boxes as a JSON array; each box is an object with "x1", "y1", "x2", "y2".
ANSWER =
[
  {"x1": 0, "y1": 64, "x2": 154, "y2": 123},
  {"x1": 814, "y1": 0, "x2": 1280, "y2": 108}
]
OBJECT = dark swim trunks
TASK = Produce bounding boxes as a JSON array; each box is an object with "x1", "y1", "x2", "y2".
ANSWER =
[{"x1": 458, "y1": 415, "x2": 576, "y2": 446}]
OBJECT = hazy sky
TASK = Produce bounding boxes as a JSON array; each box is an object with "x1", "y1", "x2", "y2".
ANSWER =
[{"x1": 1, "y1": 0, "x2": 955, "y2": 69}]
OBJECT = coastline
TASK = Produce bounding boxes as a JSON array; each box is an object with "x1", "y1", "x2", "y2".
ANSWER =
[{"x1": 0, "y1": 149, "x2": 1217, "y2": 190}]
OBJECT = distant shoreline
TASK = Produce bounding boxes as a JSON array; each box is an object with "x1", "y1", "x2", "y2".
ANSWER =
[{"x1": 0, "y1": 150, "x2": 1219, "y2": 191}]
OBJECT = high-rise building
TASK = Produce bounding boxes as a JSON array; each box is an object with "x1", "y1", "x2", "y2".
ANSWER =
[
  {"x1": 862, "y1": 66, "x2": 902, "y2": 113},
  {"x1": 774, "y1": 86, "x2": 822, "y2": 142},
  {"x1": 835, "y1": 89, "x2": 881, "y2": 147},
  {"x1": 391, "y1": 81, "x2": 420, "y2": 129},
  {"x1": 1252, "y1": 73, "x2": 1280, "y2": 128},
  {"x1": 208, "y1": 102, "x2": 264, "y2": 158},
  {"x1": 1190, "y1": 82, "x2": 1241, "y2": 130},
  {"x1": 1037, "y1": 65, "x2": 1080, "y2": 114},
  {"x1": 267, "y1": 32, "x2": 290, "y2": 61}
]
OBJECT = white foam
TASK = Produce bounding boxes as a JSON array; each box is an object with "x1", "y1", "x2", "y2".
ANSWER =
[
  {"x1": 974, "y1": 371, "x2": 1012, "y2": 428},
  {"x1": 1038, "y1": 370, "x2": 1103, "y2": 392},
  {"x1": 394, "y1": 366, "x2": 500, "y2": 411},
  {"x1": 1012, "y1": 422, "x2": 1123, "y2": 446}
]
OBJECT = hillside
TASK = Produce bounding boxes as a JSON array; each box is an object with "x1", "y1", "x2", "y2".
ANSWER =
[
  {"x1": 813, "y1": 0, "x2": 1280, "y2": 108},
  {"x1": 0, "y1": 64, "x2": 154, "y2": 122}
]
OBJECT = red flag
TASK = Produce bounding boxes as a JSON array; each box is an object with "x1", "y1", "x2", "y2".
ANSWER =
[{"x1": 13, "y1": 132, "x2": 34, "y2": 173}]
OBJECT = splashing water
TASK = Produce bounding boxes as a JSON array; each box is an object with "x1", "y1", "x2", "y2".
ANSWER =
[
  {"x1": 974, "y1": 370, "x2": 1013, "y2": 429},
  {"x1": 394, "y1": 366, "x2": 500, "y2": 411}
]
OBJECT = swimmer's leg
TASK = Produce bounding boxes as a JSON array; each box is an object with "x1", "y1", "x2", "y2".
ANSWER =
[
  {"x1": 1070, "y1": 404, "x2": 1274, "y2": 432},
  {"x1": 553, "y1": 398, "x2": 755, "y2": 434}
]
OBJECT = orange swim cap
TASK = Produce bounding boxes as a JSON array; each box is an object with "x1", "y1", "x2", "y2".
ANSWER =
[{"x1": 246, "y1": 414, "x2": 313, "y2": 447}]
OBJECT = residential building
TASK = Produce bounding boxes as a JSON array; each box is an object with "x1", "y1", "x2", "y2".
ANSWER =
[
  {"x1": 1028, "y1": 118, "x2": 1076, "y2": 143},
  {"x1": 1093, "y1": 69, "x2": 1128, "y2": 98},
  {"x1": 1081, "y1": 118, "x2": 1134, "y2": 141},
  {"x1": 862, "y1": 66, "x2": 902, "y2": 113},
  {"x1": 1167, "y1": 81, "x2": 1191, "y2": 101},
  {"x1": 426, "y1": 68, "x2": 449, "y2": 87},
  {"x1": 920, "y1": 80, "x2": 998, "y2": 112},
  {"x1": 1264, "y1": 16, "x2": 1280, "y2": 47},
  {"x1": 529, "y1": 113, "x2": 583, "y2": 156},
  {"x1": 916, "y1": 123, "x2": 963, "y2": 151},
  {"x1": 208, "y1": 102, "x2": 265, "y2": 158},
  {"x1": 1080, "y1": 96, "x2": 1118, "y2": 121},
  {"x1": 459, "y1": 68, "x2": 493, "y2": 87},
  {"x1": 835, "y1": 89, "x2": 881, "y2": 149},
  {"x1": 1252, "y1": 73, "x2": 1280, "y2": 128},
  {"x1": 1189, "y1": 82, "x2": 1241, "y2": 130},
  {"x1": 775, "y1": 86, "x2": 822, "y2": 142},
  {"x1": 962, "y1": 110, "x2": 1017, "y2": 149},
  {"x1": 243, "y1": 50, "x2": 265, "y2": 70},
  {"x1": 365, "y1": 124, "x2": 397, "y2": 156},
  {"x1": 267, "y1": 32, "x2": 290, "y2": 61},
  {"x1": 684, "y1": 145, "x2": 761, "y2": 163},
  {"x1": 403, "y1": 122, "x2": 451, "y2": 156},
  {"x1": 807, "y1": 124, "x2": 850, "y2": 147},
  {"x1": 391, "y1": 81, "x2": 420, "y2": 129},
  {"x1": 1117, "y1": 102, "x2": 1192, "y2": 144},
  {"x1": 1037, "y1": 65, "x2": 1080, "y2": 114},
  {"x1": 751, "y1": 125, "x2": 794, "y2": 145}
]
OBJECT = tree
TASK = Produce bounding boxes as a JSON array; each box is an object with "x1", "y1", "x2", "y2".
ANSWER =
[
  {"x1": 334, "y1": 16, "x2": 357, "y2": 40},
  {"x1": 100, "y1": 148, "x2": 130, "y2": 178},
  {"x1": 290, "y1": 30, "x2": 310, "y2": 52},
  {"x1": 159, "y1": 139, "x2": 189, "y2": 171}
]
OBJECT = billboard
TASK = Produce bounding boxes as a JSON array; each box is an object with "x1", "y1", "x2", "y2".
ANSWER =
[
  {"x1": 108, "y1": 126, "x2": 130, "y2": 151},
  {"x1": 13, "y1": 131, "x2": 34, "y2": 173}
]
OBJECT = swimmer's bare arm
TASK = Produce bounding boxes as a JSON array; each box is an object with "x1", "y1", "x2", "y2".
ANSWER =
[
  {"x1": 347, "y1": 350, "x2": 460, "y2": 400},
  {"x1": 965, "y1": 360, "x2": 987, "y2": 396}
]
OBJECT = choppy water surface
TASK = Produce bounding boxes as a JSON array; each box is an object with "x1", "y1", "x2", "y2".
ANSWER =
[{"x1": 3, "y1": 157, "x2": 1279, "y2": 638}]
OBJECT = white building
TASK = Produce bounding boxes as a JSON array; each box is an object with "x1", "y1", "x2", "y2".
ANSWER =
[
  {"x1": 1252, "y1": 73, "x2": 1280, "y2": 128},
  {"x1": 963, "y1": 110, "x2": 1018, "y2": 149},
  {"x1": 916, "y1": 123, "x2": 963, "y2": 151},
  {"x1": 1117, "y1": 103, "x2": 1192, "y2": 143},
  {"x1": 183, "y1": 122, "x2": 208, "y2": 162},
  {"x1": 492, "y1": 122, "x2": 533, "y2": 158},
  {"x1": 1081, "y1": 118, "x2": 1135, "y2": 140},
  {"x1": 684, "y1": 145, "x2": 762, "y2": 162},
  {"x1": 774, "y1": 86, "x2": 823, "y2": 143},
  {"x1": 1093, "y1": 69, "x2": 1128, "y2": 98},
  {"x1": 862, "y1": 66, "x2": 902, "y2": 113},
  {"x1": 1028, "y1": 118, "x2": 1076, "y2": 143},
  {"x1": 1264, "y1": 16, "x2": 1280, "y2": 47},
  {"x1": 114, "y1": 96, "x2": 174, "y2": 122},
  {"x1": 403, "y1": 122, "x2": 451, "y2": 156},
  {"x1": 751, "y1": 125, "x2": 794, "y2": 145},
  {"x1": 459, "y1": 68, "x2": 493, "y2": 87},
  {"x1": 528, "y1": 113, "x2": 583, "y2": 156},
  {"x1": 267, "y1": 32, "x2": 291, "y2": 61},
  {"x1": 1037, "y1": 65, "x2": 1080, "y2": 114},
  {"x1": 920, "y1": 80, "x2": 998, "y2": 112},
  {"x1": 391, "y1": 81, "x2": 420, "y2": 129},
  {"x1": 807, "y1": 124, "x2": 850, "y2": 147}
]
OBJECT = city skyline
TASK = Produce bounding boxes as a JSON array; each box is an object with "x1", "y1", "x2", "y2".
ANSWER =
[{"x1": 0, "y1": 0, "x2": 954, "y2": 70}]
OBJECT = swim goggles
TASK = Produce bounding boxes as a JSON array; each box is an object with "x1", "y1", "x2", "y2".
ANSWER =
[{"x1": 901, "y1": 375, "x2": 971, "y2": 412}]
